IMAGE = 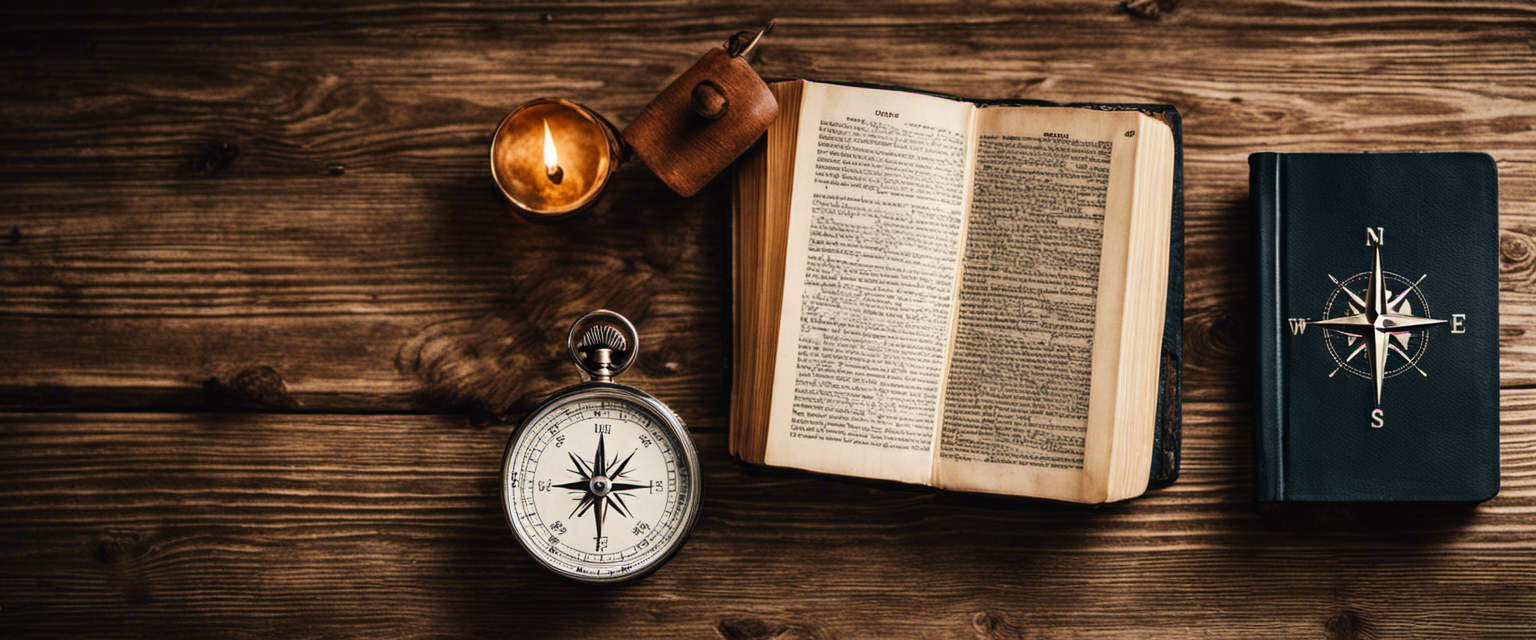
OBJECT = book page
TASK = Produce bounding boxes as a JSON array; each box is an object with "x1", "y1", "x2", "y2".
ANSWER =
[
  {"x1": 731, "y1": 81, "x2": 805, "y2": 464},
  {"x1": 934, "y1": 106, "x2": 1148, "y2": 502},
  {"x1": 764, "y1": 82, "x2": 976, "y2": 484}
]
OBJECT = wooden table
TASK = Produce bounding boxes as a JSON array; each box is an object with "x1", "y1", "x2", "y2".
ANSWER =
[{"x1": 4, "y1": 2, "x2": 1534, "y2": 637}]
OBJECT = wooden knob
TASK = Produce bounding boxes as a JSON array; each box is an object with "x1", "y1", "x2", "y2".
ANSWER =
[{"x1": 690, "y1": 80, "x2": 728, "y2": 120}]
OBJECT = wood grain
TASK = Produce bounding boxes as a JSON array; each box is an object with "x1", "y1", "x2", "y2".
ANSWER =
[
  {"x1": 3, "y1": 404, "x2": 1535, "y2": 639},
  {"x1": 3, "y1": 0, "x2": 1536, "y2": 413},
  {"x1": 4, "y1": 0, "x2": 1536, "y2": 636}
]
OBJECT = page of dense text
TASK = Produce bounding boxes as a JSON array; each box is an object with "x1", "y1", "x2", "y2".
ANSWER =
[
  {"x1": 934, "y1": 105, "x2": 1148, "y2": 501},
  {"x1": 764, "y1": 83, "x2": 976, "y2": 484}
]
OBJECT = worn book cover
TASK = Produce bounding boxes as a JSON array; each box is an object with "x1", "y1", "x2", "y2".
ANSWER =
[{"x1": 1252, "y1": 152, "x2": 1500, "y2": 502}]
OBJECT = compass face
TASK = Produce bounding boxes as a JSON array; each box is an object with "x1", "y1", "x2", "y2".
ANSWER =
[
  {"x1": 1322, "y1": 270, "x2": 1434, "y2": 380},
  {"x1": 502, "y1": 386, "x2": 699, "y2": 582}
]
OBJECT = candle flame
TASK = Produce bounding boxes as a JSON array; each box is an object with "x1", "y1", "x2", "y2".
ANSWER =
[{"x1": 542, "y1": 119, "x2": 559, "y2": 173}]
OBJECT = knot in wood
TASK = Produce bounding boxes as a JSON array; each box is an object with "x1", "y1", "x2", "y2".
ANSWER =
[
  {"x1": 1121, "y1": 0, "x2": 1178, "y2": 20},
  {"x1": 184, "y1": 141, "x2": 240, "y2": 175},
  {"x1": 205, "y1": 365, "x2": 300, "y2": 410},
  {"x1": 1324, "y1": 609, "x2": 1370, "y2": 640},
  {"x1": 1499, "y1": 229, "x2": 1535, "y2": 277},
  {"x1": 691, "y1": 80, "x2": 729, "y2": 120}
]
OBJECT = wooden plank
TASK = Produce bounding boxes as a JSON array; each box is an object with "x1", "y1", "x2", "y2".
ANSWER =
[
  {"x1": 0, "y1": 171, "x2": 736, "y2": 418},
  {"x1": 3, "y1": 1, "x2": 1536, "y2": 411},
  {"x1": 3, "y1": 402, "x2": 1536, "y2": 638},
  {"x1": 6, "y1": 3, "x2": 1536, "y2": 638}
]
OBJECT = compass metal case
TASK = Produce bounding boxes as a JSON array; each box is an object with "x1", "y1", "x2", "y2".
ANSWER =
[{"x1": 500, "y1": 310, "x2": 701, "y2": 583}]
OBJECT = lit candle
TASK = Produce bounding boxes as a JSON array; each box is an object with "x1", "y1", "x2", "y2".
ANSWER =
[
  {"x1": 542, "y1": 120, "x2": 564, "y2": 184},
  {"x1": 491, "y1": 98, "x2": 620, "y2": 221}
]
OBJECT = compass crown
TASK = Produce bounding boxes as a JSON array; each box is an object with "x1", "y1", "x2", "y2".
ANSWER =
[{"x1": 578, "y1": 324, "x2": 628, "y2": 353}]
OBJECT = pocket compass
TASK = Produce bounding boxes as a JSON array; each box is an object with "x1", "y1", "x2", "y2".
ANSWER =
[{"x1": 500, "y1": 310, "x2": 701, "y2": 583}]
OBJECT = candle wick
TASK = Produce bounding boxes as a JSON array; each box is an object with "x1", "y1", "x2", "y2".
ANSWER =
[{"x1": 546, "y1": 164, "x2": 564, "y2": 184}]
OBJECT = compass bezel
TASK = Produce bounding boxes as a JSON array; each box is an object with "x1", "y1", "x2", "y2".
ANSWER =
[{"x1": 500, "y1": 381, "x2": 701, "y2": 584}]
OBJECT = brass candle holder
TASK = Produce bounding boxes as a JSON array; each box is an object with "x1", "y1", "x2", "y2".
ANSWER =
[{"x1": 490, "y1": 98, "x2": 625, "y2": 221}]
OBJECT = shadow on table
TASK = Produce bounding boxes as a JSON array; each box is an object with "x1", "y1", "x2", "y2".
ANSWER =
[{"x1": 399, "y1": 158, "x2": 728, "y2": 421}]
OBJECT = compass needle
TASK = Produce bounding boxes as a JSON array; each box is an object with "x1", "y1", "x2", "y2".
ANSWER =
[
  {"x1": 1370, "y1": 327, "x2": 1389, "y2": 405},
  {"x1": 1388, "y1": 342, "x2": 1429, "y2": 376},
  {"x1": 608, "y1": 450, "x2": 637, "y2": 479},
  {"x1": 1387, "y1": 274, "x2": 1428, "y2": 309},
  {"x1": 568, "y1": 452, "x2": 593, "y2": 480},
  {"x1": 608, "y1": 493, "x2": 632, "y2": 518},
  {"x1": 593, "y1": 494, "x2": 606, "y2": 551},
  {"x1": 594, "y1": 434, "x2": 607, "y2": 480},
  {"x1": 1313, "y1": 312, "x2": 1371, "y2": 335},
  {"x1": 570, "y1": 493, "x2": 597, "y2": 519},
  {"x1": 1372, "y1": 249, "x2": 1386, "y2": 308},
  {"x1": 1328, "y1": 273, "x2": 1368, "y2": 309},
  {"x1": 1381, "y1": 314, "x2": 1446, "y2": 331},
  {"x1": 553, "y1": 479, "x2": 591, "y2": 491}
]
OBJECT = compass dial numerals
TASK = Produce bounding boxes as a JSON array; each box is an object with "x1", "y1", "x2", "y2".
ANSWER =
[{"x1": 503, "y1": 392, "x2": 697, "y2": 581}]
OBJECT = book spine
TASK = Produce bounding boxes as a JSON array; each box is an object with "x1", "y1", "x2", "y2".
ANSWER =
[
  {"x1": 1251, "y1": 152, "x2": 1284, "y2": 501},
  {"x1": 1149, "y1": 105, "x2": 1183, "y2": 488}
]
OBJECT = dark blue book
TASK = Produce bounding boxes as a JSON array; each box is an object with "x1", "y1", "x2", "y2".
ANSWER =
[{"x1": 1252, "y1": 152, "x2": 1500, "y2": 502}]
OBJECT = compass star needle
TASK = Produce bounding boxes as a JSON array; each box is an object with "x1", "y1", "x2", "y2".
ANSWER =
[
  {"x1": 1388, "y1": 274, "x2": 1428, "y2": 309},
  {"x1": 570, "y1": 492, "x2": 597, "y2": 519},
  {"x1": 553, "y1": 479, "x2": 591, "y2": 491},
  {"x1": 593, "y1": 494, "x2": 606, "y2": 551},
  {"x1": 1344, "y1": 341, "x2": 1368, "y2": 364},
  {"x1": 608, "y1": 450, "x2": 637, "y2": 479},
  {"x1": 568, "y1": 452, "x2": 593, "y2": 480},
  {"x1": 1388, "y1": 342, "x2": 1429, "y2": 376},
  {"x1": 1370, "y1": 324, "x2": 1389, "y2": 405},
  {"x1": 1329, "y1": 274, "x2": 1367, "y2": 309},
  {"x1": 594, "y1": 434, "x2": 607, "y2": 480},
  {"x1": 1369, "y1": 245, "x2": 1387, "y2": 316},
  {"x1": 1313, "y1": 312, "x2": 1372, "y2": 335},
  {"x1": 1318, "y1": 242, "x2": 1448, "y2": 410},
  {"x1": 607, "y1": 493, "x2": 632, "y2": 519},
  {"x1": 1381, "y1": 314, "x2": 1446, "y2": 331}
]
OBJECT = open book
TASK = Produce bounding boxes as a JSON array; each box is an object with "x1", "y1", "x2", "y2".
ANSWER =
[{"x1": 732, "y1": 80, "x2": 1182, "y2": 504}]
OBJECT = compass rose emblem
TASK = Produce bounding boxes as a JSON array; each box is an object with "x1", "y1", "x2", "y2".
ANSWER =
[
  {"x1": 1287, "y1": 227, "x2": 1469, "y2": 429},
  {"x1": 555, "y1": 433, "x2": 650, "y2": 552}
]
